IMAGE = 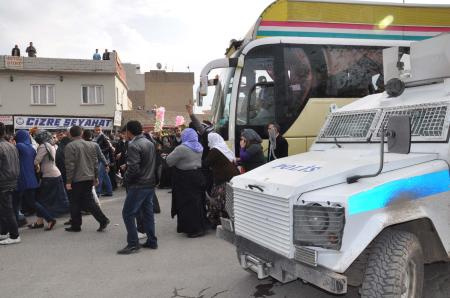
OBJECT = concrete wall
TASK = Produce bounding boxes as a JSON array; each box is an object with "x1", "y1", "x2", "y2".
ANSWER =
[
  {"x1": 115, "y1": 76, "x2": 132, "y2": 111},
  {"x1": 123, "y1": 63, "x2": 144, "y2": 91},
  {"x1": 128, "y1": 90, "x2": 145, "y2": 110},
  {"x1": 0, "y1": 72, "x2": 120, "y2": 117},
  {"x1": 145, "y1": 70, "x2": 194, "y2": 112}
]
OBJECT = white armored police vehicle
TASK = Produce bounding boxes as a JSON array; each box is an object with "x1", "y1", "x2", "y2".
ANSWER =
[{"x1": 218, "y1": 34, "x2": 450, "y2": 297}]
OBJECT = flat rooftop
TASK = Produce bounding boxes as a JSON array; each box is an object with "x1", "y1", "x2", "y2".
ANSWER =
[{"x1": 0, "y1": 54, "x2": 118, "y2": 74}]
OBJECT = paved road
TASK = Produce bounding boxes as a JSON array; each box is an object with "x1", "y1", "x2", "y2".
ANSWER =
[{"x1": 1, "y1": 189, "x2": 448, "y2": 298}]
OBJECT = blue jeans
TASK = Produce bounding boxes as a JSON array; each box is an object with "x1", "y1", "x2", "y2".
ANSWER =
[
  {"x1": 122, "y1": 187, "x2": 157, "y2": 247},
  {"x1": 96, "y1": 162, "x2": 112, "y2": 195},
  {"x1": 15, "y1": 189, "x2": 55, "y2": 223}
]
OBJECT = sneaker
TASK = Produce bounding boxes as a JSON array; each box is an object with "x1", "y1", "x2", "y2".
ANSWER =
[
  {"x1": 137, "y1": 232, "x2": 146, "y2": 240},
  {"x1": 142, "y1": 242, "x2": 158, "y2": 249},
  {"x1": 0, "y1": 237, "x2": 21, "y2": 245},
  {"x1": 117, "y1": 245, "x2": 140, "y2": 255},
  {"x1": 0, "y1": 234, "x2": 9, "y2": 241},
  {"x1": 97, "y1": 219, "x2": 110, "y2": 232}
]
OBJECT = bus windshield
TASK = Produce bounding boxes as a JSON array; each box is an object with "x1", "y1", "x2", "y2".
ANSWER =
[
  {"x1": 235, "y1": 43, "x2": 385, "y2": 139},
  {"x1": 211, "y1": 67, "x2": 236, "y2": 140}
]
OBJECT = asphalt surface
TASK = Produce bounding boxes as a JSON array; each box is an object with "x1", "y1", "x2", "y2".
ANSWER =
[{"x1": 1, "y1": 189, "x2": 448, "y2": 298}]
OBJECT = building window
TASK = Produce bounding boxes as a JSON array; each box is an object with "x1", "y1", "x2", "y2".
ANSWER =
[
  {"x1": 31, "y1": 84, "x2": 55, "y2": 105},
  {"x1": 81, "y1": 85, "x2": 104, "y2": 104}
]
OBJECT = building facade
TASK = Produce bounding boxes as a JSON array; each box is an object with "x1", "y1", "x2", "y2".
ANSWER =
[
  {"x1": 123, "y1": 63, "x2": 145, "y2": 110},
  {"x1": 145, "y1": 70, "x2": 194, "y2": 112},
  {"x1": 0, "y1": 53, "x2": 130, "y2": 131}
]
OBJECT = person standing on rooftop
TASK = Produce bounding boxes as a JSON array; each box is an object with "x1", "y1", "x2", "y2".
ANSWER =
[
  {"x1": 11, "y1": 45, "x2": 20, "y2": 57},
  {"x1": 25, "y1": 42, "x2": 36, "y2": 57},
  {"x1": 93, "y1": 49, "x2": 101, "y2": 60},
  {"x1": 102, "y1": 49, "x2": 110, "y2": 60}
]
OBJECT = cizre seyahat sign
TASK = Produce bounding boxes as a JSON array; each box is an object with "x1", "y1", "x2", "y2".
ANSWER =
[{"x1": 14, "y1": 116, "x2": 113, "y2": 130}]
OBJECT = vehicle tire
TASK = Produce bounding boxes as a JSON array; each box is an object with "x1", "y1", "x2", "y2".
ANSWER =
[{"x1": 360, "y1": 229, "x2": 424, "y2": 298}]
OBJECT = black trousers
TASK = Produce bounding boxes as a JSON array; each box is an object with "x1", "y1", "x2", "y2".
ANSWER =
[
  {"x1": 68, "y1": 181, "x2": 108, "y2": 229},
  {"x1": 0, "y1": 190, "x2": 19, "y2": 239}
]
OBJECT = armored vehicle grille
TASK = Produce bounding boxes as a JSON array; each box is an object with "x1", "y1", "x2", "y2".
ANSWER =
[
  {"x1": 293, "y1": 204, "x2": 345, "y2": 250},
  {"x1": 234, "y1": 189, "x2": 291, "y2": 257},
  {"x1": 374, "y1": 103, "x2": 450, "y2": 142},
  {"x1": 318, "y1": 110, "x2": 380, "y2": 142}
]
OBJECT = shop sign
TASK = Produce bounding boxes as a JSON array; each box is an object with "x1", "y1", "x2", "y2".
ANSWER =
[
  {"x1": 14, "y1": 116, "x2": 113, "y2": 130},
  {"x1": 5, "y1": 56, "x2": 23, "y2": 69},
  {"x1": 114, "y1": 110, "x2": 122, "y2": 127},
  {"x1": 0, "y1": 115, "x2": 13, "y2": 125}
]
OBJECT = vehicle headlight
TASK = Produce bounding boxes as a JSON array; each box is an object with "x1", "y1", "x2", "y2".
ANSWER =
[{"x1": 293, "y1": 204, "x2": 345, "y2": 250}]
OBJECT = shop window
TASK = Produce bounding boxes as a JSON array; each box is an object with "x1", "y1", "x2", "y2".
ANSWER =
[
  {"x1": 81, "y1": 85, "x2": 104, "y2": 105},
  {"x1": 31, "y1": 84, "x2": 55, "y2": 105}
]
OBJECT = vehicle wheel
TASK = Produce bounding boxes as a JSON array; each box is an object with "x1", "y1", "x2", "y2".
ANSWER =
[{"x1": 360, "y1": 229, "x2": 424, "y2": 298}]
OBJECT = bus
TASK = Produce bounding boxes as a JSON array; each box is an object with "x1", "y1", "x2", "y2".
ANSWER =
[{"x1": 199, "y1": 0, "x2": 450, "y2": 154}]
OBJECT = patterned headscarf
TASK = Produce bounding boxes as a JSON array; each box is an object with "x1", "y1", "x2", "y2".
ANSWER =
[
  {"x1": 181, "y1": 128, "x2": 203, "y2": 153},
  {"x1": 34, "y1": 130, "x2": 54, "y2": 161},
  {"x1": 34, "y1": 130, "x2": 53, "y2": 145}
]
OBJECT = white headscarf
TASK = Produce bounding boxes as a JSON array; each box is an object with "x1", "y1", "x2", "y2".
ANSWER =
[{"x1": 208, "y1": 133, "x2": 235, "y2": 162}]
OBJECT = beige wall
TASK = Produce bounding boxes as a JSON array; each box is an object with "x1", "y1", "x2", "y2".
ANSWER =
[
  {"x1": 115, "y1": 76, "x2": 131, "y2": 111},
  {"x1": 128, "y1": 90, "x2": 145, "y2": 110},
  {"x1": 145, "y1": 70, "x2": 194, "y2": 112},
  {"x1": 0, "y1": 72, "x2": 127, "y2": 117}
]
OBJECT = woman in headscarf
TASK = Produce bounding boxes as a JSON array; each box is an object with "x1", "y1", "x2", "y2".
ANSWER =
[
  {"x1": 166, "y1": 128, "x2": 206, "y2": 238},
  {"x1": 239, "y1": 129, "x2": 266, "y2": 172},
  {"x1": 35, "y1": 131, "x2": 70, "y2": 219},
  {"x1": 15, "y1": 130, "x2": 56, "y2": 230},
  {"x1": 204, "y1": 133, "x2": 239, "y2": 227}
]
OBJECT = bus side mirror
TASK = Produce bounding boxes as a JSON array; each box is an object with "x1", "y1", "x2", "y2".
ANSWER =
[{"x1": 387, "y1": 115, "x2": 411, "y2": 154}]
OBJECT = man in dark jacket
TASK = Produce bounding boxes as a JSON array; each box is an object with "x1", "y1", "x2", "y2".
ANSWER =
[
  {"x1": 11, "y1": 45, "x2": 20, "y2": 57},
  {"x1": 55, "y1": 136, "x2": 72, "y2": 185},
  {"x1": 93, "y1": 125, "x2": 114, "y2": 196},
  {"x1": 267, "y1": 123, "x2": 289, "y2": 162},
  {"x1": 64, "y1": 126, "x2": 109, "y2": 232},
  {"x1": 118, "y1": 121, "x2": 157, "y2": 254},
  {"x1": 0, "y1": 122, "x2": 21, "y2": 245}
]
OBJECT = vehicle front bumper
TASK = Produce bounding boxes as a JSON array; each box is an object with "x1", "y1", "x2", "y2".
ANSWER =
[{"x1": 217, "y1": 225, "x2": 348, "y2": 295}]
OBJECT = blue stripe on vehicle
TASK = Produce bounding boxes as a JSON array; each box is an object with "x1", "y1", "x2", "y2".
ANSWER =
[
  {"x1": 348, "y1": 170, "x2": 450, "y2": 215},
  {"x1": 256, "y1": 30, "x2": 430, "y2": 41}
]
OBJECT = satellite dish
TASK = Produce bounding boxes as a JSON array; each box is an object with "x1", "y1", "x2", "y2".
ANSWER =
[{"x1": 156, "y1": 63, "x2": 162, "y2": 70}]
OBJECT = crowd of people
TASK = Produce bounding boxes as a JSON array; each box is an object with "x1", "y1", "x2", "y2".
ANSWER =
[{"x1": 0, "y1": 105, "x2": 289, "y2": 254}]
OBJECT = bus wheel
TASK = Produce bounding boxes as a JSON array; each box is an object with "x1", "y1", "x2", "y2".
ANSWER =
[{"x1": 360, "y1": 230, "x2": 424, "y2": 298}]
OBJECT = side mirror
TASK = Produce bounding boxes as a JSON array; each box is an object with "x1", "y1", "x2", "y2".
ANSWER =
[{"x1": 387, "y1": 115, "x2": 411, "y2": 154}]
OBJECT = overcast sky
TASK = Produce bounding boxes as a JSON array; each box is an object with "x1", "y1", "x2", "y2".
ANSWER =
[{"x1": 0, "y1": 0, "x2": 449, "y2": 94}]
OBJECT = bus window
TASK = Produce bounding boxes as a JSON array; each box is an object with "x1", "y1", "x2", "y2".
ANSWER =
[
  {"x1": 233, "y1": 44, "x2": 385, "y2": 144},
  {"x1": 237, "y1": 47, "x2": 276, "y2": 129},
  {"x1": 278, "y1": 44, "x2": 385, "y2": 134},
  {"x1": 280, "y1": 46, "x2": 319, "y2": 132},
  {"x1": 211, "y1": 68, "x2": 236, "y2": 140},
  {"x1": 322, "y1": 46, "x2": 384, "y2": 97}
]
